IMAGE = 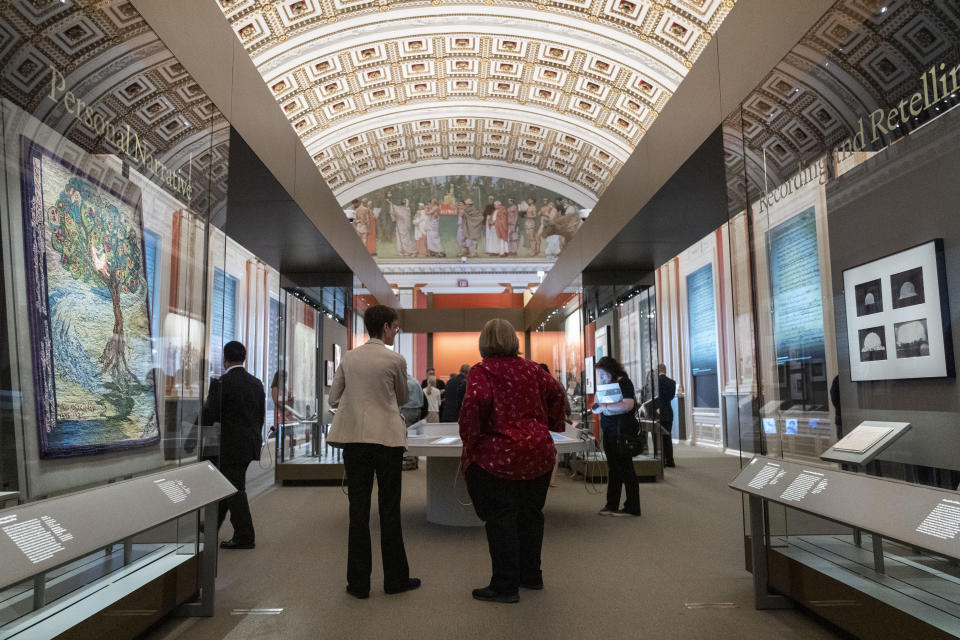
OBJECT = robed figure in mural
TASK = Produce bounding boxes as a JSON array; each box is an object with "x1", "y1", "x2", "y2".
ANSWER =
[
  {"x1": 487, "y1": 201, "x2": 509, "y2": 257},
  {"x1": 463, "y1": 199, "x2": 484, "y2": 257},
  {"x1": 425, "y1": 198, "x2": 445, "y2": 257},
  {"x1": 414, "y1": 204, "x2": 428, "y2": 257},
  {"x1": 482, "y1": 195, "x2": 495, "y2": 254},
  {"x1": 387, "y1": 194, "x2": 416, "y2": 257},
  {"x1": 354, "y1": 198, "x2": 375, "y2": 254},
  {"x1": 506, "y1": 198, "x2": 520, "y2": 256},
  {"x1": 456, "y1": 201, "x2": 467, "y2": 257},
  {"x1": 524, "y1": 198, "x2": 537, "y2": 252}
]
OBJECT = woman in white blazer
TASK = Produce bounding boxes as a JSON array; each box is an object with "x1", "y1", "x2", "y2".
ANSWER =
[{"x1": 328, "y1": 304, "x2": 421, "y2": 599}]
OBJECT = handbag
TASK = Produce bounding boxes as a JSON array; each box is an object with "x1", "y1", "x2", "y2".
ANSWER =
[{"x1": 618, "y1": 412, "x2": 645, "y2": 458}]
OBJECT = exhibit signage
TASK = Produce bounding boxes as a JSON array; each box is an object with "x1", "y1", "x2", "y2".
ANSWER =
[
  {"x1": 731, "y1": 456, "x2": 960, "y2": 560},
  {"x1": 0, "y1": 463, "x2": 234, "y2": 589},
  {"x1": 836, "y1": 59, "x2": 960, "y2": 156},
  {"x1": 47, "y1": 66, "x2": 193, "y2": 199},
  {"x1": 756, "y1": 58, "x2": 960, "y2": 216}
]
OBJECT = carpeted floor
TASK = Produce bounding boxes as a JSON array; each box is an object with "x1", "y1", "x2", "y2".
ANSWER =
[{"x1": 143, "y1": 445, "x2": 840, "y2": 640}]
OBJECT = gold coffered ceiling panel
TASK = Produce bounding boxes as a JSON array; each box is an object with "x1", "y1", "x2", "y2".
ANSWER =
[{"x1": 216, "y1": 0, "x2": 736, "y2": 204}]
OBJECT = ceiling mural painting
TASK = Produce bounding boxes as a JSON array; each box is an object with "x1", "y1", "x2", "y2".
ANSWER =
[
  {"x1": 346, "y1": 174, "x2": 583, "y2": 261},
  {"x1": 216, "y1": 0, "x2": 737, "y2": 207}
]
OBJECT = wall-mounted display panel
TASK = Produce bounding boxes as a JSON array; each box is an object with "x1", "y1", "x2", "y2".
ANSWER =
[{"x1": 686, "y1": 264, "x2": 719, "y2": 408}]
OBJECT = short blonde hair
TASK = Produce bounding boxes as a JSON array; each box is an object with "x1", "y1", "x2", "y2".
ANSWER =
[{"x1": 479, "y1": 318, "x2": 519, "y2": 358}]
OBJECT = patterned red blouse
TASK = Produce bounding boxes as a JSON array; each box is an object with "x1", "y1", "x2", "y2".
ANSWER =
[{"x1": 458, "y1": 357, "x2": 567, "y2": 480}]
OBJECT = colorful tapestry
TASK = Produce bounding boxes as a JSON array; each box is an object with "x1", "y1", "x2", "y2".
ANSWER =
[{"x1": 21, "y1": 136, "x2": 159, "y2": 458}]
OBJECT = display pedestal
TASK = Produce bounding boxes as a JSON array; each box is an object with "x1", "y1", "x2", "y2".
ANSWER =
[
  {"x1": 274, "y1": 423, "x2": 344, "y2": 484},
  {"x1": 732, "y1": 455, "x2": 960, "y2": 638},
  {"x1": 425, "y1": 458, "x2": 481, "y2": 527},
  {"x1": 407, "y1": 422, "x2": 591, "y2": 527}
]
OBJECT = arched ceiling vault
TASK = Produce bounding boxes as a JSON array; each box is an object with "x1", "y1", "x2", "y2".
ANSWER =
[{"x1": 217, "y1": 0, "x2": 736, "y2": 202}]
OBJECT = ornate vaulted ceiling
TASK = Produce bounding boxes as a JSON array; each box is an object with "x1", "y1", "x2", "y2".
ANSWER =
[{"x1": 216, "y1": 0, "x2": 736, "y2": 205}]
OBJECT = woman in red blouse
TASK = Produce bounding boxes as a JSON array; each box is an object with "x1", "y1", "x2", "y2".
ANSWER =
[{"x1": 459, "y1": 319, "x2": 567, "y2": 603}]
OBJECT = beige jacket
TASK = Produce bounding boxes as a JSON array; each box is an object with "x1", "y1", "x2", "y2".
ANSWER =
[{"x1": 327, "y1": 339, "x2": 410, "y2": 447}]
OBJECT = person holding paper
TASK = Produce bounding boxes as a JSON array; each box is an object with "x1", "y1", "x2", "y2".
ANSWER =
[{"x1": 592, "y1": 356, "x2": 641, "y2": 517}]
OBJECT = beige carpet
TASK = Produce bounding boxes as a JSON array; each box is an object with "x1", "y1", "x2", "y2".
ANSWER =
[{"x1": 144, "y1": 445, "x2": 841, "y2": 640}]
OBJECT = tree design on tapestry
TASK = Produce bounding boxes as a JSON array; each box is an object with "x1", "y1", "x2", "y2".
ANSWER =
[
  {"x1": 47, "y1": 178, "x2": 149, "y2": 413},
  {"x1": 20, "y1": 136, "x2": 159, "y2": 458}
]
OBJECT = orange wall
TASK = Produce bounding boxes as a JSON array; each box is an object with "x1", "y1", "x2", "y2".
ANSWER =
[
  {"x1": 432, "y1": 331, "x2": 525, "y2": 378},
  {"x1": 432, "y1": 292, "x2": 524, "y2": 309}
]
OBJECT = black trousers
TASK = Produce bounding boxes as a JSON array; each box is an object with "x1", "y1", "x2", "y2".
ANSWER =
[
  {"x1": 654, "y1": 419, "x2": 675, "y2": 465},
  {"x1": 343, "y1": 443, "x2": 410, "y2": 592},
  {"x1": 465, "y1": 465, "x2": 552, "y2": 594},
  {"x1": 602, "y1": 438, "x2": 640, "y2": 514},
  {"x1": 217, "y1": 461, "x2": 255, "y2": 544}
]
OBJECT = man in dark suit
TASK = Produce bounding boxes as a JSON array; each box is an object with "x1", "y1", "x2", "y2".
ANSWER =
[
  {"x1": 200, "y1": 340, "x2": 265, "y2": 549},
  {"x1": 656, "y1": 364, "x2": 676, "y2": 468},
  {"x1": 439, "y1": 364, "x2": 470, "y2": 422}
]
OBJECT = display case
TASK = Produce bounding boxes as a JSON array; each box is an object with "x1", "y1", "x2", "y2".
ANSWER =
[
  {"x1": 0, "y1": 3, "x2": 240, "y2": 636},
  {"x1": 716, "y1": 1, "x2": 960, "y2": 637},
  {"x1": 272, "y1": 283, "x2": 351, "y2": 484},
  {"x1": 732, "y1": 456, "x2": 960, "y2": 639},
  {"x1": 0, "y1": 462, "x2": 234, "y2": 638}
]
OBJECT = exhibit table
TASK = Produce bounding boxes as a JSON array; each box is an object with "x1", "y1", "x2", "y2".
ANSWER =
[
  {"x1": 730, "y1": 455, "x2": 960, "y2": 628},
  {"x1": 406, "y1": 422, "x2": 591, "y2": 526},
  {"x1": 0, "y1": 463, "x2": 235, "y2": 638}
]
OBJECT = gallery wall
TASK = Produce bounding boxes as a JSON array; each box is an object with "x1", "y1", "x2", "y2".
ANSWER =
[{"x1": 828, "y1": 107, "x2": 960, "y2": 473}]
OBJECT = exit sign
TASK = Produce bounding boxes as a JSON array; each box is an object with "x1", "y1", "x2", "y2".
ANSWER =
[{"x1": 457, "y1": 279, "x2": 469, "y2": 287}]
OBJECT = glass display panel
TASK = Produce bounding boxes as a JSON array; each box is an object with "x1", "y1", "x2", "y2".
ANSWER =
[
  {"x1": 0, "y1": 1, "x2": 234, "y2": 629},
  {"x1": 719, "y1": 1, "x2": 960, "y2": 631}
]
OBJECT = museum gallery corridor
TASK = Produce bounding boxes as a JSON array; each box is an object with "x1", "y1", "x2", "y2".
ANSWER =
[{"x1": 145, "y1": 446, "x2": 839, "y2": 640}]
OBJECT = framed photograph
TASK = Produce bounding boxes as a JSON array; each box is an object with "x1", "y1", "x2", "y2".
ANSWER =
[
  {"x1": 325, "y1": 360, "x2": 335, "y2": 386},
  {"x1": 854, "y1": 279, "x2": 883, "y2": 316},
  {"x1": 584, "y1": 356, "x2": 595, "y2": 394},
  {"x1": 594, "y1": 326, "x2": 610, "y2": 361},
  {"x1": 858, "y1": 327, "x2": 887, "y2": 361},
  {"x1": 842, "y1": 239, "x2": 953, "y2": 381},
  {"x1": 333, "y1": 343, "x2": 342, "y2": 372}
]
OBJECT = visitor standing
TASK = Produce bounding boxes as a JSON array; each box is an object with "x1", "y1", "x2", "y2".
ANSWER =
[
  {"x1": 198, "y1": 341, "x2": 265, "y2": 549},
  {"x1": 459, "y1": 319, "x2": 567, "y2": 603},
  {"x1": 328, "y1": 305, "x2": 421, "y2": 598},
  {"x1": 592, "y1": 356, "x2": 641, "y2": 517}
]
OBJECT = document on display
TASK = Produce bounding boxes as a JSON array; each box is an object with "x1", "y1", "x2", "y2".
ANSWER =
[{"x1": 831, "y1": 425, "x2": 893, "y2": 453}]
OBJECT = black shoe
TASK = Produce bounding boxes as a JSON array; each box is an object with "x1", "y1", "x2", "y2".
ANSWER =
[
  {"x1": 472, "y1": 587, "x2": 519, "y2": 603},
  {"x1": 219, "y1": 539, "x2": 255, "y2": 549},
  {"x1": 520, "y1": 582, "x2": 544, "y2": 590},
  {"x1": 616, "y1": 509, "x2": 642, "y2": 517},
  {"x1": 385, "y1": 578, "x2": 421, "y2": 594},
  {"x1": 346, "y1": 585, "x2": 369, "y2": 599},
  {"x1": 665, "y1": 461, "x2": 676, "y2": 467}
]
